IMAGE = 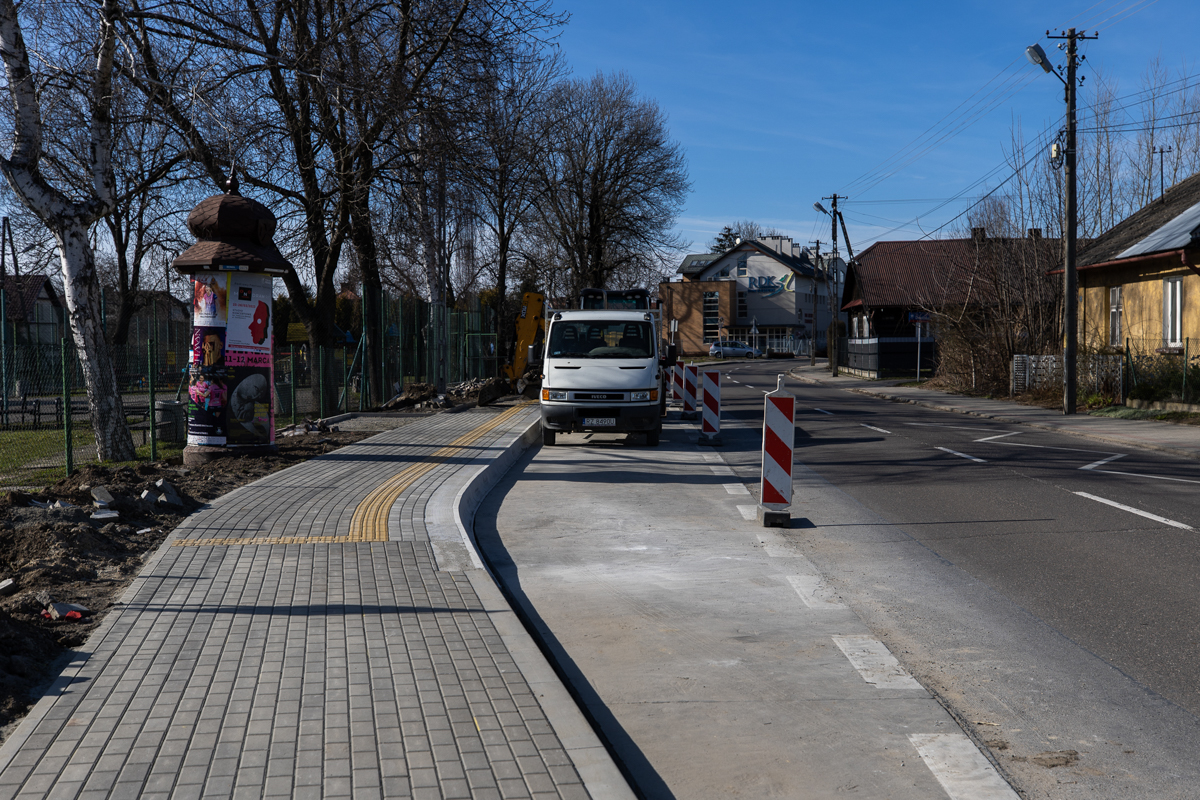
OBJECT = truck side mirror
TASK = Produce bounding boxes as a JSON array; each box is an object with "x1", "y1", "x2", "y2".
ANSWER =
[
  {"x1": 663, "y1": 344, "x2": 678, "y2": 367},
  {"x1": 527, "y1": 343, "x2": 543, "y2": 366}
]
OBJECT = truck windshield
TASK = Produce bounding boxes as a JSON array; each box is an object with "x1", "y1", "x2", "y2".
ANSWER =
[{"x1": 548, "y1": 320, "x2": 654, "y2": 358}]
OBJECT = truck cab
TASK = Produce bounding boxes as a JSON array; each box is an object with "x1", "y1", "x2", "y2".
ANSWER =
[{"x1": 532, "y1": 290, "x2": 675, "y2": 446}]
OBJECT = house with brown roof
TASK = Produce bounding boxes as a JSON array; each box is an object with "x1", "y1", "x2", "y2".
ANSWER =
[
  {"x1": 1077, "y1": 171, "x2": 1200, "y2": 354},
  {"x1": 1, "y1": 274, "x2": 63, "y2": 345},
  {"x1": 843, "y1": 232, "x2": 1060, "y2": 378}
]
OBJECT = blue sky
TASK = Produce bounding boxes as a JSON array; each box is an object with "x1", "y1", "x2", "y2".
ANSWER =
[{"x1": 556, "y1": 0, "x2": 1200, "y2": 256}]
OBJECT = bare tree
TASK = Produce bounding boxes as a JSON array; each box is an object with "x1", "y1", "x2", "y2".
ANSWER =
[
  {"x1": 709, "y1": 219, "x2": 784, "y2": 253},
  {"x1": 533, "y1": 71, "x2": 690, "y2": 296},
  {"x1": 0, "y1": 0, "x2": 137, "y2": 460}
]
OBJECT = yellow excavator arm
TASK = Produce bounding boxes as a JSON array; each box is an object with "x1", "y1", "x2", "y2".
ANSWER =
[{"x1": 502, "y1": 292, "x2": 545, "y2": 383}]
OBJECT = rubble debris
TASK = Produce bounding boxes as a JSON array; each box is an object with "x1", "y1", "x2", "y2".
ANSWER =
[
  {"x1": 90, "y1": 486, "x2": 116, "y2": 506},
  {"x1": 90, "y1": 510, "x2": 120, "y2": 521},
  {"x1": 140, "y1": 489, "x2": 160, "y2": 503},
  {"x1": 47, "y1": 602, "x2": 89, "y2": 620},
  {"x1": 381, "y1": 382, "x2": 438, "y2": 410},
  {"x1": 51, "y1": 500, "x2": 75, "y2": 509},
  {"x1": 35, "y1": 590, "x2": 54, "y2": 607},
  {"x1": 0, "y1": 578, "x2": 16, "y2": 596}
]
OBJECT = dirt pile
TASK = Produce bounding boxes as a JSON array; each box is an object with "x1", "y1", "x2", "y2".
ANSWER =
[{"x1": 0, "y1": 430, "x2": 369, "y2": 737}]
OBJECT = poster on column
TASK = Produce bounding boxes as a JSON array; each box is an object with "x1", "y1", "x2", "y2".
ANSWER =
[
  {"x1": 226, "y1": 350, "x2": 274, "y2": 445},
  {"x1": 226, "y1": 273, "x2": 273, "y2": 351},
  {"x1": 186, "y1": 366, "x2": 229, "y2": 444},
  {"x1": 192, "y1": 274, "x2": 228, "y2": 326}
]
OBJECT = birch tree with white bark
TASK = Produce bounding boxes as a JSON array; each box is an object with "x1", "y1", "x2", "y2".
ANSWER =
[{"x1": 0, "y1": 0, "x2": 136, "y2": 460}]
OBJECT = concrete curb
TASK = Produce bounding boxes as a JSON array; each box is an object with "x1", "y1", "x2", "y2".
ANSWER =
[
  {"x1": 789, "y1": 369, "x2": 1200, "y2": 463},
  {"x1": 425, "y1": 408, "x2": 639, "y2": 800}
]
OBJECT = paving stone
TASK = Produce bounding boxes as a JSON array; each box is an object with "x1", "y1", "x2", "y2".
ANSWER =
[{"x1": 0, "y1": 407, "x2": 599, "y2": 800}]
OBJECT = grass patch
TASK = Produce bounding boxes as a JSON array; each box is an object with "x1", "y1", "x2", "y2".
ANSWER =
[{"x1": 1089, "y1": 405, "x2": 1200, "y2": 425}]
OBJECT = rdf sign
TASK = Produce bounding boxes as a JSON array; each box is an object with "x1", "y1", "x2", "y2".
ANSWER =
[{"x1": 747, "y1": 273, "x2": 795, "y2": 298}]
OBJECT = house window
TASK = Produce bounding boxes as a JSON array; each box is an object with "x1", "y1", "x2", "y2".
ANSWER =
[
  {"x1": 736, "y1": 256, "x2": 747, "y2": 277},
  {"x1": 703, "y1": 291, "x2": 721, "y2": 343},
  {"x1": 737, "y1": 292, "x2": 747, "y2": 319},
  {"x1": 1164, "y1": 278, "x2": 1183, "y2": 347},
  {"x1": 1109, "y1": 286, "x2": 1122, "y2": 347}
]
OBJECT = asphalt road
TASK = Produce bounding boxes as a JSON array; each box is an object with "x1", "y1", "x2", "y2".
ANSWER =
[
  {"x1": 715, "y1": 359, "x2": 1200, "y2": 797},
  {"x1": 478, "y1": 360, "x2": 1200, "y2": 799}
]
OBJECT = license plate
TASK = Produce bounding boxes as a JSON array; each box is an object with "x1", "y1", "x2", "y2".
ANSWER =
[{"x1": 583, "y1": 417, "x2": 616, "y2": 427}]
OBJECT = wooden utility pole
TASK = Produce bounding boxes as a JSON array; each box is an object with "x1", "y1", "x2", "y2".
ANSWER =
[
  {"x1": 823, "y1": 194, "x2": 846, "y2": 377},
  {"x1": 1047, "y1": 28, "x2": 1095, "y2": 415},
  {"x1": 808, "y1": 240, "x2": 821, "y2": 366}
]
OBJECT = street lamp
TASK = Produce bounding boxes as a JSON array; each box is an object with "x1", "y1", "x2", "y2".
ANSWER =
[{"x1": 1026, "y1": 29, "x2": 1095, "y2": 416}]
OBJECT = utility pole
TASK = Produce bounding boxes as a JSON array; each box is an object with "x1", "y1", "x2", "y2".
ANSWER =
[
  {"x1": 1156, "y1": 145, "x2": 1173, "y2": 203},
  {"x1": 808, "y1": 240, "x2": 821, "y2": 366},
  {"x1": 823, "y1": 194, "x2": 846, "y2": 377},
  {"x1": 1046, "y1": 28, "x2": 1095, "y2": 416}
]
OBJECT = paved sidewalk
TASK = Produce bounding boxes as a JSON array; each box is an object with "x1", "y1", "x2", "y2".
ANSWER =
[
  {"x1": 0, "y1": 401, "x2": 629, "y2": 800},
  {"x1": 788, "y1": 361, "x2": 1200, "y2": 460}
]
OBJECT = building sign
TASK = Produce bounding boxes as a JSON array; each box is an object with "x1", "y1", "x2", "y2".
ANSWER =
[{"x1": 747, "y1": 273, "x2": 795, "y2": 298}]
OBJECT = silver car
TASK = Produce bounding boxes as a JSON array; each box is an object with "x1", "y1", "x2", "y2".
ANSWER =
[{"x1": 709, "y1": 340, "x2": 761, "y2": 359}]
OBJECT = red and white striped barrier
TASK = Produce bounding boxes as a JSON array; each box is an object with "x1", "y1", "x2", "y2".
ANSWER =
[
  {"x1": 672, "y1": 363, "x2": 684, "y2": 402},
  {"x1": 760, "y1": 375, "x2": 795, "y2": 524},
  {"x1": 700, "y1": 369, "x2": 721, "y2": 442},
  {"x1": 682, "y1": 363, "x2": 699, "y2": 419}
]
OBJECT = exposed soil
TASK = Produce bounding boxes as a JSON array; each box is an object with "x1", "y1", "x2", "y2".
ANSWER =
[{"x1": 0, "y1": 428, "x2": 375, "y2": 741}]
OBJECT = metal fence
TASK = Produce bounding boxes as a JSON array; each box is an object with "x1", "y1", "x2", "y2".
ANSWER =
[
  {"x1": 1010, "y1": 353, "x2": 1125, "y2": 401},
  {"x1": 0, "y1": 294, "x2": 500, "y2": 488}
]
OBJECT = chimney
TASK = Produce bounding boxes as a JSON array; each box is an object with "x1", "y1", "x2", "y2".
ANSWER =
[
  {"x1": 1027, "y1": 228, "x2": 1042, "y2": 240},
  {"x1": 971, "y1": 227, "x2": 987, "y2": 243}
]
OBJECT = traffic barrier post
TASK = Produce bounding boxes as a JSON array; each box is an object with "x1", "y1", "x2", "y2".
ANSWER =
[
  {"x1": 760, "y1": 374, "x2": 795, "y2": 527},
  {"x1": 672, "y1": 363, "x2": 684, "y2": 402},
  {"x1": 699, "y1": 369, "x2": 722, "y2": 445},
  {"x1": 681, "y1": 363, "x2": 699, "y2": 420}
]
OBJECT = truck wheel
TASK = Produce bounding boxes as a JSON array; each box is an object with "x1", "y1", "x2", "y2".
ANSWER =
[
  {"x1": 542, "y1": 425, "x2": 556, "y2": 446},
  {"x1": 646, "y1": 427, "x2": 660, "y2": 447}
]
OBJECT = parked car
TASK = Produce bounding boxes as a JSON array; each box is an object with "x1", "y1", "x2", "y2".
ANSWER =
[{"x1": 709, "y1": 340, "x2": 761, "y2": 359}]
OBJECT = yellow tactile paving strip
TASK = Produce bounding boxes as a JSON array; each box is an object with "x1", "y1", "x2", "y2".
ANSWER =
[{"x1": 173, "y1": 403, "x2": 531, "y2": 547}]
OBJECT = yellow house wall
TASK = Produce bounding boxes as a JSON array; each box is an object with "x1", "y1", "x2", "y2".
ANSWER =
[{"x1": 1080, "y1": 260, "x2": 1200, "y2": 349}]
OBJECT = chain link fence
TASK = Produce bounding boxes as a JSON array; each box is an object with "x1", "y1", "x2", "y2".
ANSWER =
[{"x1": 0, "y1": 294, "x2": 500, "y2": 488}]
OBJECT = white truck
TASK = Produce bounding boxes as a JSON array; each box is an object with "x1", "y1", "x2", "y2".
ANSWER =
[{"x1": 530, "y1": 289, "x2": 677, "y2": 447}]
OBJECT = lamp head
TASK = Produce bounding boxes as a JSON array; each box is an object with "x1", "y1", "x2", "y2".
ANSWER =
[
  {"x1": 813, "y1": 202, "x2": 829, "y2": 216},
  {"x1": 1025, "y1": 43, "x2": 1053, "y2": 73}
]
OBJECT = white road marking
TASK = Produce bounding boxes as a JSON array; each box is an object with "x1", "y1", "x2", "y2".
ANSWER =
[
  {"x1": 908, "y1": 733, "x2": 1021, "y2": 800},
  {"x1": 1073, "y1": 492, "x2": 1193, "y2": 530},
  {"x1": 702, "y1": 453, "x2": 722, "y2": 462},
  {"x1": 786, "y1": 575, "x2": 846, "y2": 610},
  {"x1": 974, "y1": 431, "x2": 1023, "y2": 442},
  {"x1": 905, "y1": 423, "x2": 992, "y2": 430},
  {"x1": 1080, "y1": 453, "x2": 1127, "y2": 470},
  {"x1": 709, "y1": 465, "x2": 735, "y2": 476},
  {"x1": 723, "y1": 483, "x2": 750, "y2": 496},
  {"x1": 832, "y1": 635, "x2": 924, "y2": 690},
  {"x1": 814, "y1": 408, "x2": 834, "y2": 415},
  {"x1": 860, "y1": 424, "x2": 891, "y2": 434},
  {"x1": 1089, "y1": 468, "x2": 1200, "y2": 485},
  {"x1": 935, "y1": 447, "x2": 987, "y2": 463},
  {"x1": 737, "y1": 504, "x2": 758, "y2": 520}
]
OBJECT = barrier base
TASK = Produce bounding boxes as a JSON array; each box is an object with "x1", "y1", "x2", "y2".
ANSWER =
[
  {"x1": 759, "y1": 506, "x2": 790, "y2": 528},
  {"x1": 680, "y1": 411, "x2": 701, "y2": 420}
]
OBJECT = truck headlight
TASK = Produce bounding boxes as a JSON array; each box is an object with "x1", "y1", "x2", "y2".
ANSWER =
[
  {"x1": 544, "y1": 390, "x2": 567, "y2": 401},
  {"x1": 631, "y1": 391, "x2": 650, "y2": 401}
]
